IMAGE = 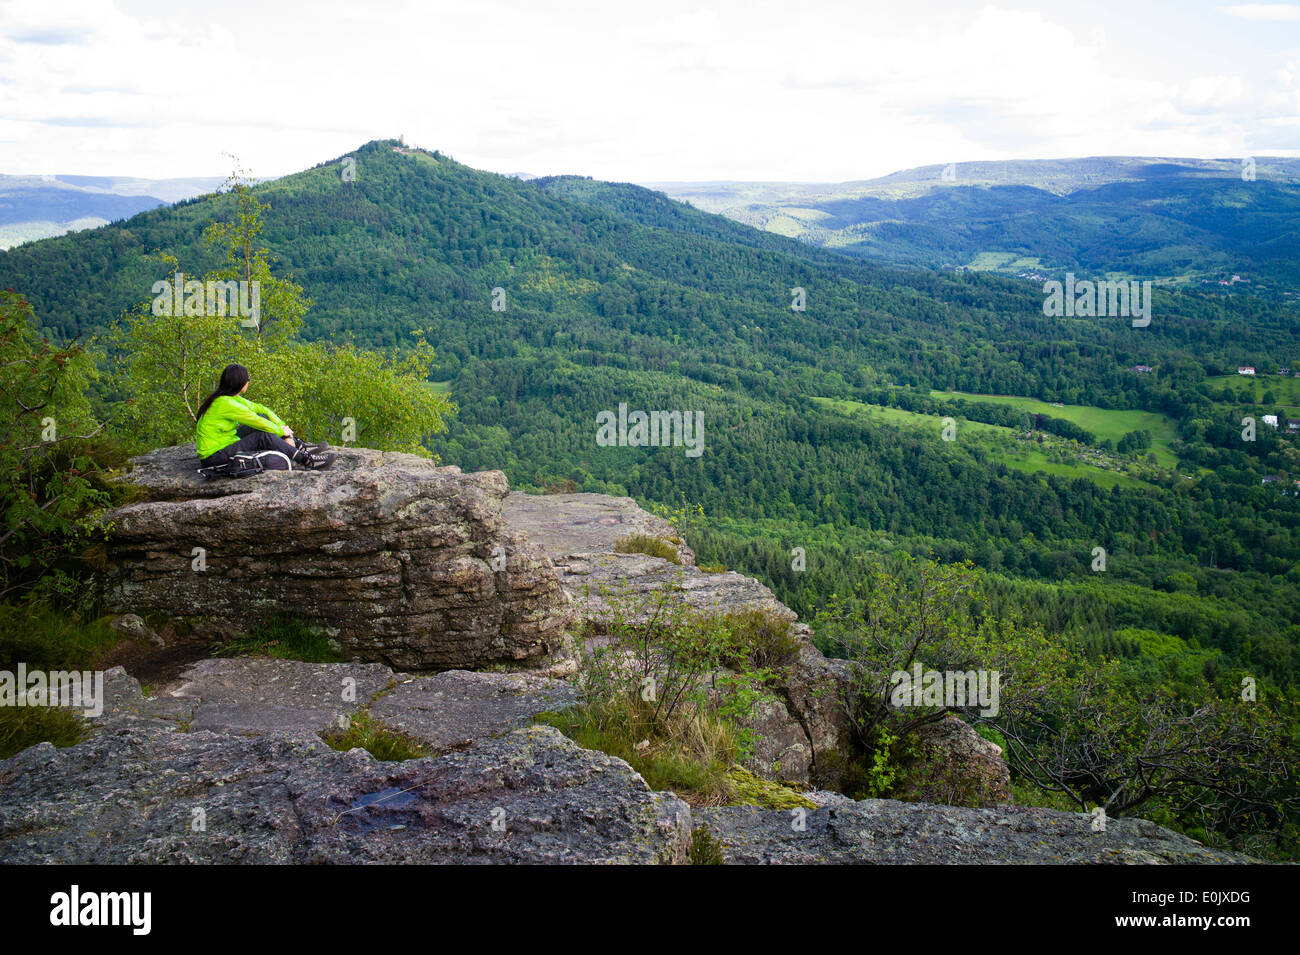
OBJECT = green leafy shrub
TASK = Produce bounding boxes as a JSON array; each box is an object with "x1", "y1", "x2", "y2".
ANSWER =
[
  {"x1": 709, "y1": 609, "x2": 800, "y2": 672},
  {"x1": 814, "y1": 728, "x2": 919, "y2": 800},
  {"x1": 815, "y1": 554, "x2": 1063, "y2": 788},
  {"x1": 0, "y1": 290, "x2": 113, "y2": 604},
  {"x1": 648, "y1": 500, "x2": 705, "y2": 549}
]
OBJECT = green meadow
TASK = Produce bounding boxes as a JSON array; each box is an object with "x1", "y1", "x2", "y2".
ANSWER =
[
  {"x1": 1204, "y1": 373, "x2": 1300, "y2": 417},
  {"x1": 929, "y1": 391, "x2": 1180, "y2": 468},
  {"x1": 963, "y1": 251, "x2": 1043, "y2": 272},
  {"x1": 812, "y1": 397, "x2": 1146, "y2": 489}
]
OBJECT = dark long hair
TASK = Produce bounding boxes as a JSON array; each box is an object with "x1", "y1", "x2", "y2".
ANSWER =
[{"x1": 197, "y1": 364, "x2": 250, "y2": 420}]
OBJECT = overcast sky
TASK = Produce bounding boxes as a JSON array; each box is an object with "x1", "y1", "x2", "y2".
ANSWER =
[{"x1": 2, "y1": 0, "x2": 1298, "y2": 183}]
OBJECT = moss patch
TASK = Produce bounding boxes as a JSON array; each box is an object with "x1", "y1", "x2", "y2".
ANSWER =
[{"x1": 725, "y1": 766, "x2": 816, "y2": 809}]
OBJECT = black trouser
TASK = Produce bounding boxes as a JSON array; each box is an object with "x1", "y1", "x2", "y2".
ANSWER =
[{"x1": 202, "y1": 415, "x2": 309, "y2": 466}]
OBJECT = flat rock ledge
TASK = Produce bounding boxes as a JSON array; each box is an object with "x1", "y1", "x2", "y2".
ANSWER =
[
  {"x1": 698, "y1": 801, "x2": 1256, "y2": 865},
  {"x1": 0, "y1": 663, "x2": 683, "y2": 864},
  {"x1": 504, "y1": 491, "x2": 793, "y2": 625},
  {"x1": 101, "y1": 445, "x2": 574, "y2": 671},
  {"x1": 0, "y1": 726, "x2": 689, "y2": 865},
  {"x1": 503, "y1": 492, "x2": 695, "y2": 564},
  {"x1": 101, "y1": 659, "x2": 580, "y2": 753}
]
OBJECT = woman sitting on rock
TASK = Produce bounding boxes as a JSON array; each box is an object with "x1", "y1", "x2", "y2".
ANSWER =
[{"x1": 195, "y1": 363, "x2": 335, "y2": 471}]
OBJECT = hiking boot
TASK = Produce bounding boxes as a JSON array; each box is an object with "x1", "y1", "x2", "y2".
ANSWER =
[
  {"x1": 304, "y1": 440, "x2": 330, "y2": 453},
  {"x1": 306, "y1": 452, "x2": 336, "y2": 470}
]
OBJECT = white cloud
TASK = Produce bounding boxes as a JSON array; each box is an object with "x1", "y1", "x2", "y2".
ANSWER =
[
  {"x1": 0, "y1": 0, "x2": 1297, "y2": 181},
  {"x1": 1219, "y1": 4, "x2": 1300, "y2": 21}
]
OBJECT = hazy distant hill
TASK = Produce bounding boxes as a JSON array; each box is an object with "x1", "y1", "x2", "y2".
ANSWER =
[
  {"x1": 648, "y1": 157, "x2": 1300, "y2": 296},
  {"x1": 0, "y1": 173, "x2": 226, "y2": 249}
]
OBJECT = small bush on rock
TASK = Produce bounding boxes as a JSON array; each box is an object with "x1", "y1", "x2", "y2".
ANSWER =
[
  {"x1": 545, "y1": 587, "x2": 784, "y2": 805},
  {"x1": 689, "y1": 823, "x2": 726, "y2": 865}
]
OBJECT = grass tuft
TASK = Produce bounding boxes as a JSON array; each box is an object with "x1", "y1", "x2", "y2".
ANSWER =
[
  {"x1": 0, "y1": 705, "x2": 87, "y2": 760},
  {"x1": 211, "y1": 613, "x2": 342, "y2": 663},
  {"x1": 537, "y1": 693, "x2": 736, "y2": 804},
  {"x1": 614, "y1": 534, "x2": 681, "y2": 564},
  {"x1": 689, "y1": 823, "x2": 726, "y2": 864},
  {"x1": 319, "y1": 711, "x2": 428, "y2": 761},
  {"x1": 0, "y1": 603, "x2": 120, "y2": 671}
]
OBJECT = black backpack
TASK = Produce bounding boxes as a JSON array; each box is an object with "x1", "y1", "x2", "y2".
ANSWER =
[{"x1": 197, "y1": 450, "x2": 294, "y2": 480}]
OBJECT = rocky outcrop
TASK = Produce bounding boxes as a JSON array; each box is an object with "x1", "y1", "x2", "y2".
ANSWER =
[
  {"x1": 730, "y1": 692, "x2": 813, "y2": 783},
  {"x1": 96, "y1": 452, "x2": 1016, "y2": 800},
  {"x1": 504, "y1": 491, "x2": 792, "y2": 626},
  {"x1": 4, "y1": 456, "x2": 1246, "y2": 865},
  {"x1": 504, "y1": 492, "x2": 841, "y2": 777},
  {"x1": 0, "y1": 663, "x2": 1251, "y2": 864},
  {"x1": 898, "y1": 715, "x2": 1013, "y2": 806},
  {"x1": 503, "y1": 492, "x2": 696, "y2": 565},
  {"x1": 0, "y1": 726, "x2": 690, "y2": 865},
  {"x1": 781, "y1": 635, "x2": 854, "y2": 765},
  {"x1": 100, "y1": 446, "x2": 573, "y2": 671},
  {"x1": 697, "y1": 799, "x2": 1255, "y2": 864},
  {"x1": 141, "y1": 657, "x2": 579, "y2": 752},
  {"x1": 0, "y1": 663, "x2": 686, "y2": 864},
  {"x1": 508, "y1": 493, "x2": 1016, "y2": 805}
]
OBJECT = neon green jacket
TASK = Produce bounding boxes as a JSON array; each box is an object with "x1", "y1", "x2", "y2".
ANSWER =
[{"x1": 196, "y1": 395, "x2": 287, "y2": 459}]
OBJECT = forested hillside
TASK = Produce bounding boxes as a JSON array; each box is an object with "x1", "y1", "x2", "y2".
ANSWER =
[
  {"x1": 654, "y1": 157, "x2": 1300, "y2": 297},
  {"x1": 3, "y1": 139, "x2": 1298, "y2": 852}
]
